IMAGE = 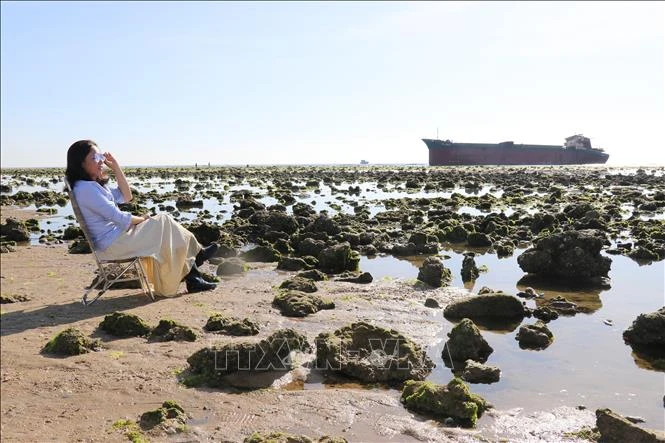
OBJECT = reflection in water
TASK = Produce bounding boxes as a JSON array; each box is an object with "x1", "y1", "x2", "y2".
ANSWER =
[{"x1": 516, "y1": 275, "x2": 605, "y2": 314}]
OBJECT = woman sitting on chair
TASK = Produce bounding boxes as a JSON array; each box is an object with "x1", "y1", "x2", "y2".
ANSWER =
[{"x1": 66, "y1": 139, "x2": 218, "y2": 295}]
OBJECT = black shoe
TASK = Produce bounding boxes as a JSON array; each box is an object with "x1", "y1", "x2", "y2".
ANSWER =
[
  {"x1": 195, "y1": 243, "x2": 220, "y2": 267},
  {"x1": 186, "y1": 275, "x2": 217, "y2": 293}
]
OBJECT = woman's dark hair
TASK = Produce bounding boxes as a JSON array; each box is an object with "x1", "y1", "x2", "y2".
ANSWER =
[{"x1": 65, "y1": 140, "x2": 108, "y2": 187}]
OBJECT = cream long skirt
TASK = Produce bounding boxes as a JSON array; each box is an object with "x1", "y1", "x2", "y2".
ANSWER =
[{"x1": 98, "y1": 213, "x2": 201, "y2": 297}]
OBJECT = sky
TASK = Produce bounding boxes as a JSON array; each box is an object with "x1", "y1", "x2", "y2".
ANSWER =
[{"x1": 1, "y1": 1, "x2": 664, "y2": 167}]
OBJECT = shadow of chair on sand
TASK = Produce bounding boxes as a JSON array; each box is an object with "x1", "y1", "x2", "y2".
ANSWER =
[{"x1": 0, "y1": 289, "x2": 180, "y2": 337}]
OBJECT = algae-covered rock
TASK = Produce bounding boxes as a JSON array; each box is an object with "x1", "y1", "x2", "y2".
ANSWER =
[
  {"x1": 336, "y1": 271, "x2": 373, "y2": 284},
  {"x1": 317, "y1": 242, "x2": 360, "y2": 274},
  {"x1": 68, "y1": 238, "x2": 92, "y2": 254},
  {"x1": 244, "y1": 433, "x2": 348, "y2": 443},
  {"x1": 623, "y1": 307, "x2": 665, "y2": 349},
  {"x1": 296, "y1": 269, "x2": 328, "y2": 281},
  {"x1": 400, "y1": 378, "x2": 490, "y2": 427},
  {"x1": 99, "y1": 312, "x2": 152, "y2": 338},
  {"x1": 623, "y1": 307, "x2": 665, "y2": 364},
  {"x1": 516, "y1": 321, "x2": 554, "y2": 350},
  {"x1": 517, "y1": 229, "x2": 611, "y2": 283},
  {"x1": 273, "y1": 290, "x2": 334, "y2": 317},
  {"x1": 186, "y1": 329, "x2": 311, "y2": 385},
  {"x1": 315, "y1": 322, "x2": 434, "y2": 382},
  {"x1": 461, "y1": 360, "x2": 501, "y2": 384},
  {"x1": 149, "y1": 319, "x2": 197, "y2": 342},
  {"x1": 204, "y1": 313, "x2": 260, "y2": 336},
  {"x1": 460, "y1": 254, "x2": 480, "y2": 282},
  {"x1": 139, "y1": 400, "x2": 186, "y2": 430},
  {"x1": 467, "y1": 232, "x2": 492, "y2": 247},
  {"x1": 0, "y1": 217, "x2": 30, "y2": 242},
  {"x1": 443, "y1": 294, "x2": 526, "y2": 323},
  {"x1": 442, "y1": 318, "x2": 493, "y2": 368},
  {"x1": 216, "y1": 258, "x2": 248, "y2": 276},
  {"x1": 42, "y1": 327, "x2": 101, "y2": 356},
  {"x1": 596, "y1": 408, "x2": 665, "y2": 443},
  {"x1": 241, "y1": 245, "x2": 281, "y2": 262},
  {"x1": 279, "y1": 276, "x2": 318, "y2": 293},
  {"x1": 0, "y1": 293, "x2": 30, "y2": 303},
  {"x1": 417, "y1": 256, "x2": 452, "y2": 288},
  {"x1": 277, "y1": 256, "x2": 310, "y2": 271},
  {"x1": 188, "y1": 222, "x2": 221, "y2": 245},
  {"x1": 62, "y1": 225, "x2": 84, "y2": 240}
]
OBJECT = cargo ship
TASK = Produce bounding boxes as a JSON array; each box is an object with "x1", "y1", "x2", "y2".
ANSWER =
[{"x1": 423, "y1": 134, "x2": 609, "y2": 166}]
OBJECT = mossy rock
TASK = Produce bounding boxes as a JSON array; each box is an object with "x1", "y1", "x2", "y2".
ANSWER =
[
  {"x1": 315, "y1": 322, "x2": 434, "y2": 382},
  {"x1": 241, "y1": 245, "x2": 281, "y2": 262},
  {"x1": 139, "y1": 400, "x2": 186, "y2": 430},
  {"x1": 42, "y1": 327, "x2": 101, "y2": 356},
  {"x1": 279, "y1": 277, "x2": 318, "y2": 293},
  {"x1": 296, "y1": 269, "x2": 328, "y2": 281},
  {"x1": 204, "y1": 313, "x2": 260, "y2": 336},
  {"x1": 317, "y1": 242, "x2": 360, "y2": 274},
  {"x1": 516, "y1": 321, "x2": 554, "y2": 350},
  {"x1": 243, "y1": 433, "x2": 348, "y2": 443},
  {"x1": 400, "y1": 378, "x2": 490, "y2": 427},
  {"x1": 149, "y1": 319, "x2": 197, "y2": 342},
  {"x1": 186, "y1": 329, "x2": 311, "y2": 386},
  {"x1": 216, "y1": 258, "x2": 248, "y2": 276},
  {"x1": 273, "y1": 290, "x2": 334, "y2": 317},
  {"x1": 0, "y1": 293, "x2": 30, "y2": 303},
  {"x1": 442, "y1": 318, "x2": 493, "y2": 367},
  {"x1": 417, "y1": 256, "x2": 452, "y2": 288},
  {"x1": 99, "y1": 312, "x2": 152, "y2": 338},
  {"x1": 68, "y1": 238, "x2": 92, "y2": 254},
  {"x1": 277, "y1": 256, "x2": 310, "y2": 271},
  {"x1": 443, "y1": 294, "x2": 526, "y2": 323},
  {"x1": 62, "y1": 225, "x2": 84, "y2": 240}
]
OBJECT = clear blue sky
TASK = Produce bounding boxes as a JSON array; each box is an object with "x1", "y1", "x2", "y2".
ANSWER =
[{"x1": 2, "y1": 1, "x2": 664, "y2": 167}]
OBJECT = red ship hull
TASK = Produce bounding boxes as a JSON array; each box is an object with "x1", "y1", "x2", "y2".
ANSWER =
[{"x1": 423, "y1": 139, "x2": 609, "y2": 166}]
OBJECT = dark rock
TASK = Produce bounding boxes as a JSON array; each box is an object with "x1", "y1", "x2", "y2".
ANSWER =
[
  {"x1": 417, "y1": 256, "x2": 452, "y2": 288},
  {"x1": 400, "y1": 378, "x2": 490, "y2": 428},
  {"x1": 495, "y1": 242, "x2": 515, "y2": 258},
  {"x1": 241, "y1": 245, "x2": 281, "y2": 262},
  {"x1": 149, "y1": 319, "x2": 197, "y2": 342},
  {"x1": 277, "y1": 256, "x2": 310, "y2": 271},
  {"x1": 336, "y1": 271, "x2": 373, "y2": 284},
  {"x1": 0, "y1": 217, "x2": 30, "y2": 242},
  {"x1": 186, "y1": 329, "x2": 311, "y2": 384},
  {"x1": 279, "y1": 277, "x2": 318, "y2": 293},
  {"x1": 444, "y1": 294, "x2": 526, "y2": 322},
  {"x1": 516, "y1": 321, "x2": 554, "y2": 350},
  {"x1": 42, "y1": 327, "x2": 101, "y2": 356},
  {"x1": 296, "y1": 269, "x2": 328, "y2": 281},
  {"x1": 623, "y1": 307, "x2": 665, "y2": 361},
  {"x1": 305, "y1": 215, "x2": 341, "y2": 235},
  {"x1": 461, "y1": 360, "x2": 501, "y2": 384},
  {"x1": 216, "y1": 258, "x2": 247, "y2": 276},
  {"x1": 317, "y1": 242, "x2": 360, "y2": 274},
  {"x1": 424, "y1": 298, "x2": 440, "y2": 308},
  {"x1": 204, "y1": 313, "x2": 260, "y2": 336},
  {"x1": 467, "y1": 232, "x2": 492, "y2": 247},
  {"x1": 0, "y1": 293, "x2": 30, "y2": 303},
  {"x1": 315, "y1": 321, "x2": 433, "y2": 382},
  {"x1": 273, "y1": 290, "x2": 334, "y2": 317},
  {"x1": 517, "y1": 229, "x2": 612, "y2": 283},
  {"x1": 533, "y1": 306, "x2": 559, "y2": 322},
  {"x1": 99, "y1": 312, "x2": 152, "y2": 338},
  {"x1": 442, "y1": 318, "x2": 493, "y2": 367},
  {"x1": 188, "y1": 222, "x2": 222, "y2": 245},
  {"x1": 461, "y1": 254, "x2": 480, "y2": 282},
  {"x1": 596, "y1": 408, "x2": 665, "y2": 443},
  {"x1": 68, "y1": 239, "x2": 92, "y2": 254},
  {"x1": 62, "y1": 225, "x2": 84, "y2": 240},
  {"x1": 297, "y1": 237, "x2": 327, "y2": 257}
]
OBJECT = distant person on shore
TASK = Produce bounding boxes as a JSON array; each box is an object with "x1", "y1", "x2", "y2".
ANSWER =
[{"x1": 65, "y1": 140, "x2": 219, "y2": 295}]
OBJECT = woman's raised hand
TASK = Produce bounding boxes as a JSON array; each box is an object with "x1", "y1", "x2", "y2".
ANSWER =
[{"x1": 103, "y1": 152, "x2": 121, "y2": 171}]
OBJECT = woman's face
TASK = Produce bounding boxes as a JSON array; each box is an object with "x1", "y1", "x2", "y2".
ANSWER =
[{"x1": 82, "y1": 146, "x2": 105, "y2": 180}]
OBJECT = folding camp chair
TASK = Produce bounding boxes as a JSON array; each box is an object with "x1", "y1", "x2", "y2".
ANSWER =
[{"x1": 64, "y1": 178, "x2": 154, "y2": 306}]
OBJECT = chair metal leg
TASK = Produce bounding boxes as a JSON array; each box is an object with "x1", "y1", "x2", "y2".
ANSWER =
[{"x1": 137, "y1": 259, "x2": 155, "y2": 301}]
